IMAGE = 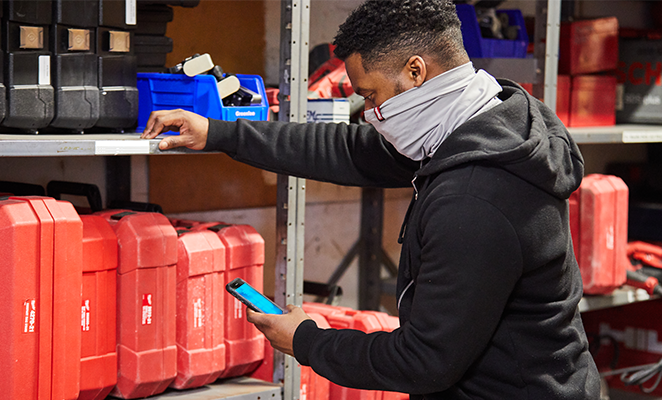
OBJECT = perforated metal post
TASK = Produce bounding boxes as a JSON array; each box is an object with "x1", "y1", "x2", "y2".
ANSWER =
[
  {"x1": 534, "y1": 0, "x2": 562, "y2": 110},
  {"x1": 274, "y1": 0, "x2": 309, "y2": 399}
]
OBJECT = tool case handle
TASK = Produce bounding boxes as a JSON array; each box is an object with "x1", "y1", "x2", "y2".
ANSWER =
[
  {"x1": 47, "y1": 181, "x2": 104, "y2": 212},
  {"x1": 0, "y1": 180, "x2": 46, "y2": 196},
  {"x1": 108, "y1": 200, "x2": 163, "y2": 214}
]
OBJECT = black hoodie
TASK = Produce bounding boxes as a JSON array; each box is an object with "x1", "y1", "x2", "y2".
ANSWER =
[{"x1": 203, "y1": 80, "x2": 601, "y2": 399}]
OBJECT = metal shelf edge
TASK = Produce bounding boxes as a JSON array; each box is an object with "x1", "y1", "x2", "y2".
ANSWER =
[
  {"x1": 0, "y1": 133, "x2": 210, "y2": 156},
  {"x1": 579, "y1": 288, "x2": 653, "y2": 313},
  {"x1": 146, "y1": 377, "x2": 282, "y2": 400},
  {"x1": 570, "y1": 125, "x2": 662, "y2": 144}
]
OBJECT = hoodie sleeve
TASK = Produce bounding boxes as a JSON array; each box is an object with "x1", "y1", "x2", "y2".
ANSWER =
[
  {"x1": 203, "y1": 118, "x2": 418, "y2": 188},
  {"x1": 293, "y1": 192, "x2": 523, "y2": 394}
]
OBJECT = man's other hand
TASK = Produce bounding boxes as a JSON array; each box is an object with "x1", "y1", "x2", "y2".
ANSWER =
[
  {"x1": 140, "y1": 109, "x2": 209, "y2": 151},
  {"x1": 247, "y1": 305, "x2": 311, "y2": 357}
]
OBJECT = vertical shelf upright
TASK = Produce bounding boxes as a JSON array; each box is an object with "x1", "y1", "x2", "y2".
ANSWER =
[{"x1": 274, "y1": 0, "x2": 309, "y2": 399}]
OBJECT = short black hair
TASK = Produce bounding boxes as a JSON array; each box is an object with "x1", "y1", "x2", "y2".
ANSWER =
[{"x1": 333, "y1": 0, "x2": 467, "y2": 72}]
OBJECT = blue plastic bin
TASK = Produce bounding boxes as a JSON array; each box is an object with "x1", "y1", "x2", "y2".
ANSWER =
[
  {"x1": 136, "y1": 73, "x2": 269, "y2": 132},
  {"x1": 456, "y1": 4, "x2": 529, "y2": 59}
]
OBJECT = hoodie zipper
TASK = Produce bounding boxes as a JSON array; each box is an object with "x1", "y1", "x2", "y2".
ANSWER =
[{"x1": 398, "y1": 174, "x2": 419, "y2": 245}]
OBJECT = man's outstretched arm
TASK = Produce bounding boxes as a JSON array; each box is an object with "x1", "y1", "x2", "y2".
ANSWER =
[{"x1": 141, "y1": 109, "x2": 419, "y2": 188}]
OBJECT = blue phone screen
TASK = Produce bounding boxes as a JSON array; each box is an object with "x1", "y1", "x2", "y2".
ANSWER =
[{"x1": 235, "y1": 283, "x2": 284, "y2": 315}]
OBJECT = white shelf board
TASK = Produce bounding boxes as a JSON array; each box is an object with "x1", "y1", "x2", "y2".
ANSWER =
[
  {"x1": 569, "y1": 125, "x2": 662, "y2": 144},
  {"x1": 579, "y1": 287, "x2": 652, "y2": 313},
  {"x1": 0, "y1": 133, "x2": 201, "y2": 156},
  {"x1": 147, "y1": 377, "x2": 281, "y2": 400}
]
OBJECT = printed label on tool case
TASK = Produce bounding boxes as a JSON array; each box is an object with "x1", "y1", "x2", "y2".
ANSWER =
[
  {"x1": 81, "y1": 300, "x2": 90, "y2": 332},
  {"x1": 38, "y1": 55, "x2": 50, "y2": 86},
  {"x1": 23, "y1": 299, "x2": 36, "y2": 333},
  {"x1": 142, "y1": 294, "x2": 153, "y2": 325},
  {"x1": 126, "y1": 0, "x2": 137, "y2": 25},
  {"x1": 193, "y1": 298, "x2": 204, "y2": 328},
  {"x1": 234, "y1": 298, "x2": 242, "y2": 319}
]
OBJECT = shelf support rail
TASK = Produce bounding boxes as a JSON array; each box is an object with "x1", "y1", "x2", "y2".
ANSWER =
[
  {"x1": 275, "y1": 0, "x2": 309, "y2": 399},
  {"x1": 543, "y1": 0, "x2": 562, "y2": 111}
]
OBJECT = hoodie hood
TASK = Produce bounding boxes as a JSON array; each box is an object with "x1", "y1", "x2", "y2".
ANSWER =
[{"x1": 417, "y1": 79, "x2": 584, "y2": 200}]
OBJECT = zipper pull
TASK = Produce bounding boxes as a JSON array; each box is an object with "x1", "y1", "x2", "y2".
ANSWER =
[{"x1": 412, "y1": 176, "x2": 418, "y2": 200}]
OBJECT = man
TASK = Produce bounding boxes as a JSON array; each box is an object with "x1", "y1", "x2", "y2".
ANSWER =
[{"x1": 141, "y1": 0, "x2": 600, "y2": 398}]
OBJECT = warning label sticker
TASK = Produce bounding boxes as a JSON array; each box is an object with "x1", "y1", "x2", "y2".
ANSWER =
[
  {"x1": 81, "y1": 299, "x2": 90, "y2": 332},
  {"x1": 142, "y1": 293, "x2": 153, "y2": 325},
  {"x1": 193, "y1": 298, "x2": 204, "y2": 328},
  {"x1": 23, "y1": 299, "x2": 36, "y2": 333}
]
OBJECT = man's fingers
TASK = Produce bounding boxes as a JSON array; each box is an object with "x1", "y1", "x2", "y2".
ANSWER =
[
  {"x1": 158, "y1": 135, "x2": 191, "y2": 150},
  {"x1": 141, "y1": 110, "x2": 185, "y2": 138}
]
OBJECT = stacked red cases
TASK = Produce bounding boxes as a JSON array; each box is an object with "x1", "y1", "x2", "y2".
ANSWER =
[
  {"x1": 79, "y1": 215, "x2": 118, "y2": 400},
  {"x1": 96, "y1": 210, "x2": 178, "y2": 399},
  {"x1": 0, "y1": 197, "x2": 83, "y2": 400},
  {"x1": 569, "y1": 174, "x2": 629, "y2": 295},
  {"x1": 191, "y1": 222, "x2": 266, "y2": 378},
  {"x1": 301, "y1": 303, "x2": 408, "y2": 400},
  {"x1": 171, "y1": 227, "x2": 226, "y2": 389}
]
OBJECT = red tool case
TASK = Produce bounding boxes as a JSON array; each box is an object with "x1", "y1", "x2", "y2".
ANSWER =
[
  {"x1": 191, "y1": 222, "x2": 266, "y2": 378},
  {"x1": 0, "y1": 197, "x2": 83, "y2": 400},
  {"x1": 583, "y1": 299, "x2": 662, "y2": 396},
  {"x1": 301, "y1": 303, "x2": 407, "y2": 400},
  {"x1": 96, "y1": 210, "x2": 178, "y2": 399},
  {"x1": 559, "y1": 17, "x2": 619, "y2": 75},
  {"x1": 79, "y1": 215, "x2": 118, "y2": 400},
  {"x1": 171, "y1": 227, "x2": 227, "y2": 389},
  {"x1": 569, "y1": 174, "x2": 629, "y2": 295},
  {"x1": 250, "y1": 313, "x2": 331, "y2": 400}
]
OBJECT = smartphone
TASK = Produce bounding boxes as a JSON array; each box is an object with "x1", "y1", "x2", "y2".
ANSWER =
[{"x1": 226, "y1": 278, "x2": 285, "y2": 315}]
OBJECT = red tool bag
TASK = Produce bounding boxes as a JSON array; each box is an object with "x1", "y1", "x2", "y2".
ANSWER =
[
  {"x1": 569, "y1": 174, "x2": 629, "y2": 295},
  {"x1": 96, "y1": 210, "x2": 178, "y2": 399},
  {"x1": 79, "y1": 215, "x2": 118, "y2": 400},
  {"x1": 170, "y1": 227, "x2": 227, "y2": 389},
  {"x1": 192, "y1": 222, "x2": 266, "y2": 378},
  {"x1": 0, "y1": 197, "x2": 83, "y2": 400}
]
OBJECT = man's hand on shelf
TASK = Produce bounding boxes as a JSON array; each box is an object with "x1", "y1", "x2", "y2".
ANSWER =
[
  {"x1": 141, "y1": 109, "x2": 209, "y2": 151},
  {"x1": 247, "y1": 304, "x2": 311, "y2": 357}
]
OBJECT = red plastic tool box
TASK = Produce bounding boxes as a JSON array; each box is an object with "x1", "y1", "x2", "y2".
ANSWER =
[
  {"x1": 250, "y1": 313, "x2": 332, "y2": 400},
  {"x1": 300, "y1": 313, "x2": 332, "y2": 400},
  {"x1": 191, "y1": 222, "x2": 266, "y2": 378},
  {"x1": 301, "y1": 303, "x2": 407, "y2": 400},
  {"x1": 569, "y1": 174, "x2": 629, "y2": 295},
  {"x1": 583, "y1": 299, "x2": 662, "y2": 396},
  {"x1": 567, "y1": 75, "x2": 617, "y2": 127},
  {"x1": 96, "y1": 210, "x2": 178, "y2": 399},
  {"x1": 171, "y1": 227, "x2": 227, "y2": 389},
  {"x1": 0, "y1": 197, "x2": 83, "y2": 400},
  {"x1": 79, "y1": 215, "x2": 118, "y2": 400},
  {"x1": 559, "y1": 17, "x2": 619, "y2": 75}
]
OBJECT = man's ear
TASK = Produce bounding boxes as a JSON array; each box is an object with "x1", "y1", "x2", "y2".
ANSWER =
[{"x1": 404, "y1": 56, "x2": 427, "y2": 87}]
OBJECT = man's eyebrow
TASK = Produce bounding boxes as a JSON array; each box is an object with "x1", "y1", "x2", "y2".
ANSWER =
[{"x1": 354, "y1": 87, "x2": 366, "y2": 96}]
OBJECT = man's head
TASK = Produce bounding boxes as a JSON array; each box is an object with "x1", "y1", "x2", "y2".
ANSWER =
[{"x1": 334, "y1": 0, "x2": 469, "y2": 109}]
